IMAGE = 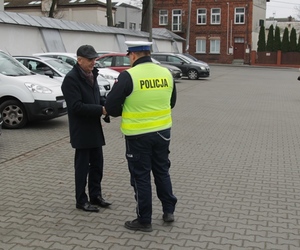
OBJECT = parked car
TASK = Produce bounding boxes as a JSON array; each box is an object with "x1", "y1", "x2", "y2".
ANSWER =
[
  {"x1": 0, "y1": 50, "x2": 67, "y2": 129},
  {"x1": 97, "y1": 53, "x2": 183, "y2": 80},
  {"x1": 14, "y1": 56, "x2": 73, "y2": 82},
  {"x1": 15, "y1": 55, "x2": 111, "y2": 96},
  {"x1": 97, "y1": 51, "x2": 117, "y2": 57},
  {"x1": 34, "y1": 52, "x2": 119, "y2": 89},
  {"x1": 183, "y1": 53, "x2": 198, "y2": 61},
  {"x1": 151, "y1": 52, "x2": 210, "y2": 80},
  {"x1": 151, "y1": 57, "x2": 182, "y2": 80},
  {"x1": 94, "y1": 61, "x2": 119, "y2": 89},
  {"x1": 97, "y1": 53, "x2": 131, "y2": 73},
  {"x1": 183, "y1": 53, "x2": 208, "y2": 65}
]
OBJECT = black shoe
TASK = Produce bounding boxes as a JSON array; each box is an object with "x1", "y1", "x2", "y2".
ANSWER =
[
  {"x1": 124, "y1": 219, "x2": 153, "y2": 232},
  {"x1": 76, "y1": 202, "x2": 99, "y2": 212},
  {"x1": 163, "y1": 213, "x2": 174, "y2": 222},
  {"x1": 90, "y1": 196, "x2": 112, "y2": 208}
]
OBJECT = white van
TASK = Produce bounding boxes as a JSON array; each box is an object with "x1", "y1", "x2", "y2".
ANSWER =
[{"x1": 0, "y1": 50, "x2": 67, "y2": 129}]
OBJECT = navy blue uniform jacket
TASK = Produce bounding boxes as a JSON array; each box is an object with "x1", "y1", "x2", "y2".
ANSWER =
[{"x1": 61, "y1": 64, "x2": 105, "y2": 149}]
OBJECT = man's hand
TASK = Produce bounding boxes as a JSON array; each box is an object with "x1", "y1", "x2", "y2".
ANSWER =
[
  {"x1": 102, "y1": 106, "x2": 107, "y2": 115},
  {"x1": 102, "y1": 106, "x2": 110, "y2": 123}
]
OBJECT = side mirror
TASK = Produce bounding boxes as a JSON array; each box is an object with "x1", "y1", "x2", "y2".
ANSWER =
[
  {"x1": 44, "y1": 70, "x2": 54, "y2": 78},
  {"x1": 298, "y1": 76, "x2": 300, "y2": 81}
]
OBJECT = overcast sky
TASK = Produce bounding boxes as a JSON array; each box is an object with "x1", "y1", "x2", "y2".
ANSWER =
[{"x1": 266, "y1": 0, "x2": 300, "y2": 19}]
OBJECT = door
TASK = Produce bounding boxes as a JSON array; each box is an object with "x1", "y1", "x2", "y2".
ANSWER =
[{"x1": 234, "y1": 38, "x2": 245, "y2": 59}]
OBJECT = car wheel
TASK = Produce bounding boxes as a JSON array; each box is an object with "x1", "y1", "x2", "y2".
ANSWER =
[
  {"x1": 0, "y1": 100, "x2": 28, "y2": 129},
  {"x1": 187, "y1": 69, "x2": 199, "y2": 80}
]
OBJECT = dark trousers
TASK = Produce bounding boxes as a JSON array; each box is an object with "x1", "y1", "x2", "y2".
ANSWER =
[
  {"x1": 74, "y1": 147, "x2": 103, "y2": 205},
  {"x1": 125, "y1": 128, "x2": 177, "y2": 224}
]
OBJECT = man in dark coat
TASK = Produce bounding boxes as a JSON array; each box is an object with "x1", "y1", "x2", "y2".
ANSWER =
[{"x1": 61, "y1": 45, "x2": 111, "y2": 212}]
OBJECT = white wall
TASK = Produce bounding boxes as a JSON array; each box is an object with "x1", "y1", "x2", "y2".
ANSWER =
[
  {"x1": 0, "y1": 23, "x2": 179, "y2": 56},
  {"x1": 62, "y1": 8, "x2": 109, "y2": 26},
  {"x1": 156, "y1": 40, "x2": 175, "y2": 52},
  {"x1": 61, "y1": 32, "x2": 121, "y2": 53},
  {"x1": 0, "y1": 24, "x2": 46, "y2": 55},
  {"x1": 115, "y1": 6, "x2": 141, "y2": 30},
  {"x1": 252, "y1": 0, "x2": 268, "y2": 51}
]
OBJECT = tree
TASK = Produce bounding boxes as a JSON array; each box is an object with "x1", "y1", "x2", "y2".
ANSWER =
[
  {"x1": 274, "y1": 26, "x2": 281, "y2": 51},
  {"x1": 141, "y1": 0, "x2": 153, "y2": 33},
  {"x1": 106, "y1": 0, "x2": 114, "y2": 27},
  {"x1": 289, "y1": 27, "x2": 297, "y2": 52},
  {"x1": 266, "y1": 24, "x2": 274, "y2": 51},
  {"x1": 48, "y1": 0, "x2": 58, "y2": 18},
  {"x1": 281, "y1": 27, "x2": 290, "y2": 52},
  {"x1": 257, "y1": 25, "x2": 266, "y2": 52}
]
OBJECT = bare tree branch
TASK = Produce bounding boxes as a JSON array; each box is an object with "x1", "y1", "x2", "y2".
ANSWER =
[{"x1": 49, "y1": 0, "x2": 58, "y2": 18}]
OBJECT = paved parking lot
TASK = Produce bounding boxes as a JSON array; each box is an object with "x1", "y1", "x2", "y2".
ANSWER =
[{"x1": 1, "y1": 65, "x2": 300, "y2": 250}]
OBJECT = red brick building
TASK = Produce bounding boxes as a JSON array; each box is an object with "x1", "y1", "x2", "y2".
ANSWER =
[{"x1": 153, "y1": 0, "x2": 270, "y2": 64}]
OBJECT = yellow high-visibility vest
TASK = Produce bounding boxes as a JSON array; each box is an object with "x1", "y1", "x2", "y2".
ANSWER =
[{"x1": 121, "y1": 62, "x2": 173, "y2": 136}]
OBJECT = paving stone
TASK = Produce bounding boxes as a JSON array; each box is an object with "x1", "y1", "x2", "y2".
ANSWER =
[{"x1": 2, "y1": 66, "x2": 300, "y2": 250}]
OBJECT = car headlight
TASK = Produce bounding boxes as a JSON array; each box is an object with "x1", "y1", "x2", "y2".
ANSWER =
[{"x1": 25, "y1": 83, "x2": 52, "y2": 94}]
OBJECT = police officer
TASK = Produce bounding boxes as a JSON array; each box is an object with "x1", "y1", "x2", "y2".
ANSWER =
[{"x1": 104, "y1": 41, "x2": 177, "y2": 232}]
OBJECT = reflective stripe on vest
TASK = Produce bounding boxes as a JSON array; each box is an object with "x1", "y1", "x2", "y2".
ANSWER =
[{"x1": 121, "y1": 62, "x2": 173, "y2": 136}]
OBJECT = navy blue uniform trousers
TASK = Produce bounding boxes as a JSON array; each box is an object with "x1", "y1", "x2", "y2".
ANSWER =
[
  {"x1": 74, "y1": 147, "x2": 103, "y2": 205},
  {"x1": 125, "y1": 128, "x2": 177, "y2": 224}
]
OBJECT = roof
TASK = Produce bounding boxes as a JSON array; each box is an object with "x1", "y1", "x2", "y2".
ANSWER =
[
  {"x1": 4, "y1": 0, "x2": 116, "y2": 9},
  {"x1": 112, "y1": 2, "x2": 141, "y2": 10},
  {"x1": 152, "y1": 28, "x2": 185, "y2": 41},
  {"x1": 0, "y1": 10, "x2": 182, "y2": 42}
]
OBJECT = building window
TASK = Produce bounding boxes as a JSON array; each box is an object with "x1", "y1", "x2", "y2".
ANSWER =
[
  {"x1": 129, "y1": 22, "x2": 136, "y2": 30},
  {"x1": 197, "y1": 8, "x2": 206, "y2": 24},
  {"x1": 210, "y1": 39, "x2": 220, "y2": 54},
  {"x1": 118, "y1": 22, "x2": 124, "y2": 28},
  {"x1": 172, "y1": 9, "x2": 182, "y2": 31},
  {"x1": 211, "y1": 8, "x2": 221, "y2": 24},
  {"x1": 235, "y1": 7, "x2": 245, "y2": 24},
  {"x1": 196, "y1": 39, "x2": 206, "y2": 53},
  {"x1": 159, "y1": 10, "x2": 168, "y2": 25},
  {"x1": 234, "y1": 37, "x2": 245, "y2": 43}
]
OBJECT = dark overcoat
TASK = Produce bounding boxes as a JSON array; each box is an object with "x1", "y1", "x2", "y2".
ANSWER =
[{"x1": 61, "y1": 64, "x2": 105, "y2": 149}]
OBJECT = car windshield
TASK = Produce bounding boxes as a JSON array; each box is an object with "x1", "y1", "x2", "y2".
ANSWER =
[
  {"x1": 183, "y1": 53, "x2": 198, "y2": 61},
  {"x1": 0, "y1": 52, "x2": 31, "y2": 76},
  {"x1": 95, "y1": 61, "x2": 105, "y2": 68},
  {"x1": 177, "y1": 54, "x2": 194, "y2": 63},
  {"x1": 46, "y1": 59, "x2": 73, "y2": 75}
]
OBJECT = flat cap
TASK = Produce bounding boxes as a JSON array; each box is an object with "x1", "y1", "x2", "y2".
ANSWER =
[{"x1": 77, "y1": 45, "x2": 98, "y2": 59}]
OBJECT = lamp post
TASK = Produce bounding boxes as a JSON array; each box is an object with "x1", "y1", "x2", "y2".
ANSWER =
[{"x1": 149, "y1": 0, "x2": 153, "y2": 43}]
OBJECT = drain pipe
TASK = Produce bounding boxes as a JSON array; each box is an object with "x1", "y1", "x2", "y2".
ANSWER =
[
  {"x1": 185, "y1": 0, "x2": 192, "y2": 53},
  {"x1": 227, "y1": 2, "x2": 229, "y2": 55}
]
